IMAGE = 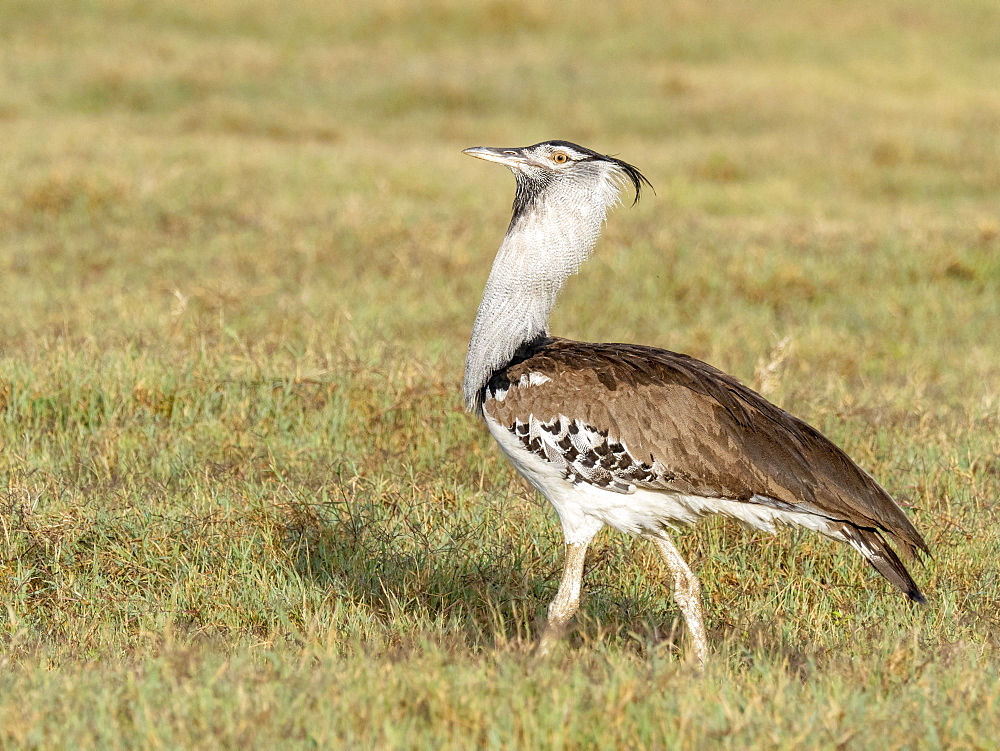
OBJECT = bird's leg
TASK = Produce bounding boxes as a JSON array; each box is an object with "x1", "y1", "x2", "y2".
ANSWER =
[
  {"x1": 645, "y1": 531, "x2": 708, "y2": 666},
  {"x1": 536, "y1": 542, "x2": 589, "y2": 656}
]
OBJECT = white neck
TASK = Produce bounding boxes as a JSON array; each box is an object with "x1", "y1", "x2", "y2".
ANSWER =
[{"x1": 463, "y1": 170, "x2": 623, "y2": 411}]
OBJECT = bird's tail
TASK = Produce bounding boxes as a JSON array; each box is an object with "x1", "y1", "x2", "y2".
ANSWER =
[{"x1": 839, "y1": 524, "x2": 926, "y2": 603}]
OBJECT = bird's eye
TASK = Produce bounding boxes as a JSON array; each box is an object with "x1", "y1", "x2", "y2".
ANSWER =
[{"x1": 552, "y1": 152, "x2": 569, "y2": 164}]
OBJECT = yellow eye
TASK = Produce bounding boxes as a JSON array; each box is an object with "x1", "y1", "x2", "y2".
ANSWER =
[{"x1": 552, "y1": 152, "x2": 569, "y2": 164}]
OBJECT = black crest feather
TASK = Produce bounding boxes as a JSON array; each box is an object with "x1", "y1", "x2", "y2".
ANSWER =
[{"x1": 541, "y1": 140, "x2": 654, "y2": 205}]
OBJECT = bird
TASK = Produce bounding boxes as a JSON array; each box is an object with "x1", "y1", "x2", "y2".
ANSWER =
[{"x1": 461, "y1": 140, "x2": 928, "y2": 663}]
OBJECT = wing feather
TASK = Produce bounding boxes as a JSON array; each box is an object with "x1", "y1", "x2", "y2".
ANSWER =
[{"x1": 484, "y1": 337, "x2": 928, "y2": 560}]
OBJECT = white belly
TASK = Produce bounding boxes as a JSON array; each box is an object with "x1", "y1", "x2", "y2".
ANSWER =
[{"x1": 484, "y1": 412, "x2": 840, "y2": 545}]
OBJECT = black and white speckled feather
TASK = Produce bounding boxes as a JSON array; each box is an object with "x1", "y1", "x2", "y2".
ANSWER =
[{"x1": 504, "y1": 411, "x2": 657, "y2": 494}]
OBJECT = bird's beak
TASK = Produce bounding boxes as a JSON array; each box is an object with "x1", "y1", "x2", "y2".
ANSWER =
[{"x1": 463, "y1": 146, "x2": 530, "y2": 167}]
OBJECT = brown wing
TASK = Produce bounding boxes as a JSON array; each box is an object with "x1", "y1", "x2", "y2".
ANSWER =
[{"x1": 485, "y1": 337, "x2": 928, "y2": 560}]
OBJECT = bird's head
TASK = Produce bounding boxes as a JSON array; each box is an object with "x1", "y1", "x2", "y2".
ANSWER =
[{"x1": 463, "y1": 140, "x2": 652, "y2": 223}]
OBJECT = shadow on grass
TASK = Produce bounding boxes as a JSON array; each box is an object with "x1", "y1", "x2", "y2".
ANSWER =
[
  {"x1": 279, "y1": 483, "x2": 721, "y2": 657},
  {"x1": 282, "y1": 484, "x2": 558, "y2": 649}
]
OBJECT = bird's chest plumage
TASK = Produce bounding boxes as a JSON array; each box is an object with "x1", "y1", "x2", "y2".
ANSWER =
[{"x1": 480, "y1": 374, "x2": 707, "y2": 542}]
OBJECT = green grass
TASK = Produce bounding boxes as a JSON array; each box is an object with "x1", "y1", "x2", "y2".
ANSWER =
[{"x1": 1, "y1": 0, "x2": 999, "y2": 747}]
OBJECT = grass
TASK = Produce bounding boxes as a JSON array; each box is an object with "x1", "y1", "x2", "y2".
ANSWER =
[{"x1": 1, "y1": 0, "x2": 999, "y2": 747}]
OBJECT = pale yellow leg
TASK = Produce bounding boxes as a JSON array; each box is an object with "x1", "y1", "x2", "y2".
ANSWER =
[
  {"x1": 645, "y1": 531, "x2": 708, "y2": 666},
  {"x1": 536, "y1": 542, "x2": 588, "y2": 656}
]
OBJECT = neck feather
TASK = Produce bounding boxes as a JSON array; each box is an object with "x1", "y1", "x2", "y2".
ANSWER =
[{"x1": 463, "y1": 172, "x2": 622, "y2": 411}]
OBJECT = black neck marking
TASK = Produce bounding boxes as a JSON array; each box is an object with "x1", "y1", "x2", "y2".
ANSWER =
[{"x1": 477, "y1": 334, "x2": 554, "y2": 412}]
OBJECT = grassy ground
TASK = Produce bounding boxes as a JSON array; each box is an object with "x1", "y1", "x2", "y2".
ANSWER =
[{"x1": 2, "y1": 0, "x2": 999, "y2": 747}]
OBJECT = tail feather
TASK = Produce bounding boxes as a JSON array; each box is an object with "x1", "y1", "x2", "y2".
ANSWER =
[{"x1": 840, "y1": 525, "x2": 926, "y2": 603}]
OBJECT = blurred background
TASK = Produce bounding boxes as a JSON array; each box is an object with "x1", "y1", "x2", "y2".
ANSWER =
[
  {"x1": 1, "y1": 1, "x2": 999, "y2": 744},
  {"x1": 3, "y1": 0, "x2": 997, "y2": 380}
]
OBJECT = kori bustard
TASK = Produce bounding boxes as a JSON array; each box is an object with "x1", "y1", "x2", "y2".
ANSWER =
[{"x1": 462, "y1": 140, "x2": 927, "y2": 662}]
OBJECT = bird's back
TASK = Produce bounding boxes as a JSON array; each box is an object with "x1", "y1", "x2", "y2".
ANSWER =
[{"x1": 483, "y1": 337, "x2": 928, "y2": 562}]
